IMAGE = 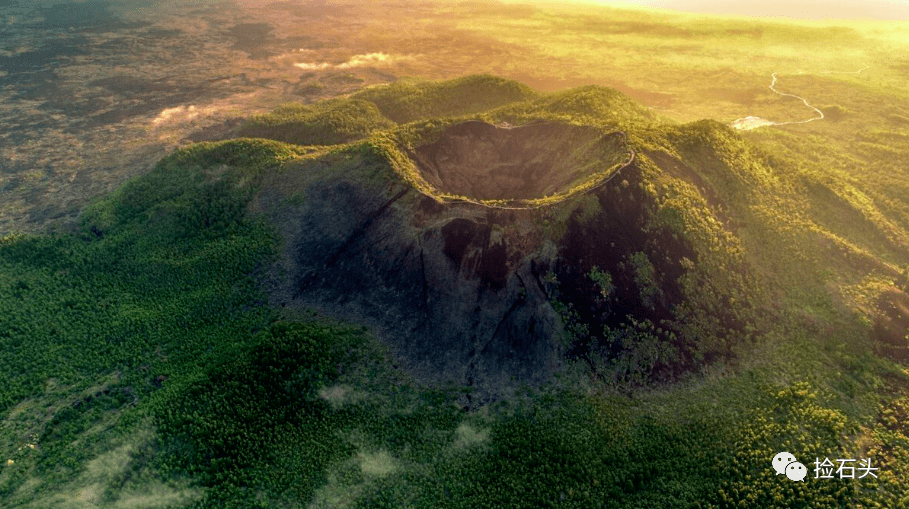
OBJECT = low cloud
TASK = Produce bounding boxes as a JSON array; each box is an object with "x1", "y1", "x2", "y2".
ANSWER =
[
  {"x1": 337, "y1": 52, "x2": 392, "y2": 68},
  {"x1": 151, "y1": 105, "x2": 201, "y2": 126},
  {"x1": 293, "y1": 62, "x2": 334, "y2": 70},
  {"x1": 451, "y1": 422, "x2": 489, "y2": 450},
  {"x1": 358, "y1": 449, "x2": 398, "y2": 477},
  {"x1": 294, "y1": 52, "x2": 410, "y2": 71}
]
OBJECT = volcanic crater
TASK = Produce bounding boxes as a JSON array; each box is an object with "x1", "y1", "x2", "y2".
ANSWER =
[{"x1": 409, "y1": 120, "x2": 631, "y2": 202}]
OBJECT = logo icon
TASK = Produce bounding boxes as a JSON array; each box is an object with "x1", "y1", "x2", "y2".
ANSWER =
[
  {"x1": 786, "y1": 461, "x2": 808, "y2": 482},
  {"x1": 772, "y1": 452, "x2": 795, "y2": 475},
  {"x1": 773, "y1": 452, "x2": 807, "y2": 482}
]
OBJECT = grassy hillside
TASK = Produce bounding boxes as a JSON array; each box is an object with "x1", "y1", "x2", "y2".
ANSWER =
[
  {"x1": 349, "y1": 74, "x2": 539, "y2": 124},
  {"x1": 2, "y1": 74, "x2": 909, "y2": 509},
  {"x1": 236, "y1": 74, "x2": 539, "y2": 149},
  {"x1": 237, "y1": 99, "x2": 396, "y2": 146}
]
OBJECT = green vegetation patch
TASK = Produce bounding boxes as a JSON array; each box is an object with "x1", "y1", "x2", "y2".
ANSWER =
[
  {"x1": 81, "y1": 138, "x2": 307, "y2": 243},
  {"x1": 151, "y1": 321, "x2": 361, "y2": 507},
  {"x1": 0, "y1": 138, "x2": 287, "y2": 505},
  {"x1": 238, "y1": 99, "x2": 396, "y2": 146},
  {"x1": 316, "y1": 375, "x2": 868, "y2": 509},
  {"x1": 485, "y1": 84, "x2": 661, "y2": 130},
  {"x1": 350, "y1": 74, "x2": 538, "y2": 124}
]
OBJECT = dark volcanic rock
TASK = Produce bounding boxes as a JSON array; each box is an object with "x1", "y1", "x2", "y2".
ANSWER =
[
  {"x1": 257, "y1": 120, "x2": 735, "y2": 405},
  {"x1": 259, "y1": 152, "x2": 572, "y2": 407}
]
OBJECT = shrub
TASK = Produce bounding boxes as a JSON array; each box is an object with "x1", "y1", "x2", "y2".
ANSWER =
[{"x1": 820, "y1": 104, "x2": 848, "y2": 122}]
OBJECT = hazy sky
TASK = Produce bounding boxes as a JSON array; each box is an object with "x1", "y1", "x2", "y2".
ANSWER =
[{"x1": 591, "y1": 0, "x2": 909, "y2": 20}]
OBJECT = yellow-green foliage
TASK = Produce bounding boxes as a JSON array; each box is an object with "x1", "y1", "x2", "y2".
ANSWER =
[
  {"x1": 349, "y1": 74, "x2": 538, "y2": 124},
  {"x1": 716, "y1": 382, "x2": 856, "y2": 508},
  {"x1": 80, "y1": 138, "x2": 307, "y2": 244},
  {"x1": 487, "y1": 85, "x2": 660, "y2": 129},
  {"x1": 740, "y1": 123, "x2": 909, "y2": 276},
  {"x1": 239, "y1": 99, "x2": 395, "y2": 146},
  {"x1": 366, "y1": 131, "x2": 434, "y2": 196},
  {"x1": 863, "y1": 383, "x2": 909, "y2": 508},
  {"x1": 158, "y1": 137, "x2": 308, "y2": 173}
]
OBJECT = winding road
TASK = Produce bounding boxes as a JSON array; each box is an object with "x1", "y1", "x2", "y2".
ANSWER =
[{"x1": 731, "y1": 65, "x2": 869, "y2": 130}]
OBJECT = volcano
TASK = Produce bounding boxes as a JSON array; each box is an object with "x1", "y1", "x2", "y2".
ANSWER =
[{"x1": 247, "y1": 80, "x2": 838, "y2": 407}]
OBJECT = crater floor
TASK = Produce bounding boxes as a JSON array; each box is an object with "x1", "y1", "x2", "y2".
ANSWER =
[{"x1": 410, "y1": 121, "x2": 628, "y2": 201}]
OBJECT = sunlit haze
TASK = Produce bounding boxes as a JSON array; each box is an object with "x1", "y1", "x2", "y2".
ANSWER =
[{"x1": 583, "y1": 0, "x2": 909, "y2": 20}]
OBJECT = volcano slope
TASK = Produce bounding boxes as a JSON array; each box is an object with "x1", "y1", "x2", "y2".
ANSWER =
[
  {"x1": 5, "y1": 75, "x2": 909, "y2": 508},
  {"x1": 258, "y1": 118, "x2": 641, "y2": 407},
  {"x1": 248, "y1": 81, "x2": 765, "y2": 407}
]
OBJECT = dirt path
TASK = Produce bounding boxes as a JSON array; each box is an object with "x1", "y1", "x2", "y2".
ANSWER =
[{"x1": 730, "y1": 65, "x2": 869, "y2": 130}]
